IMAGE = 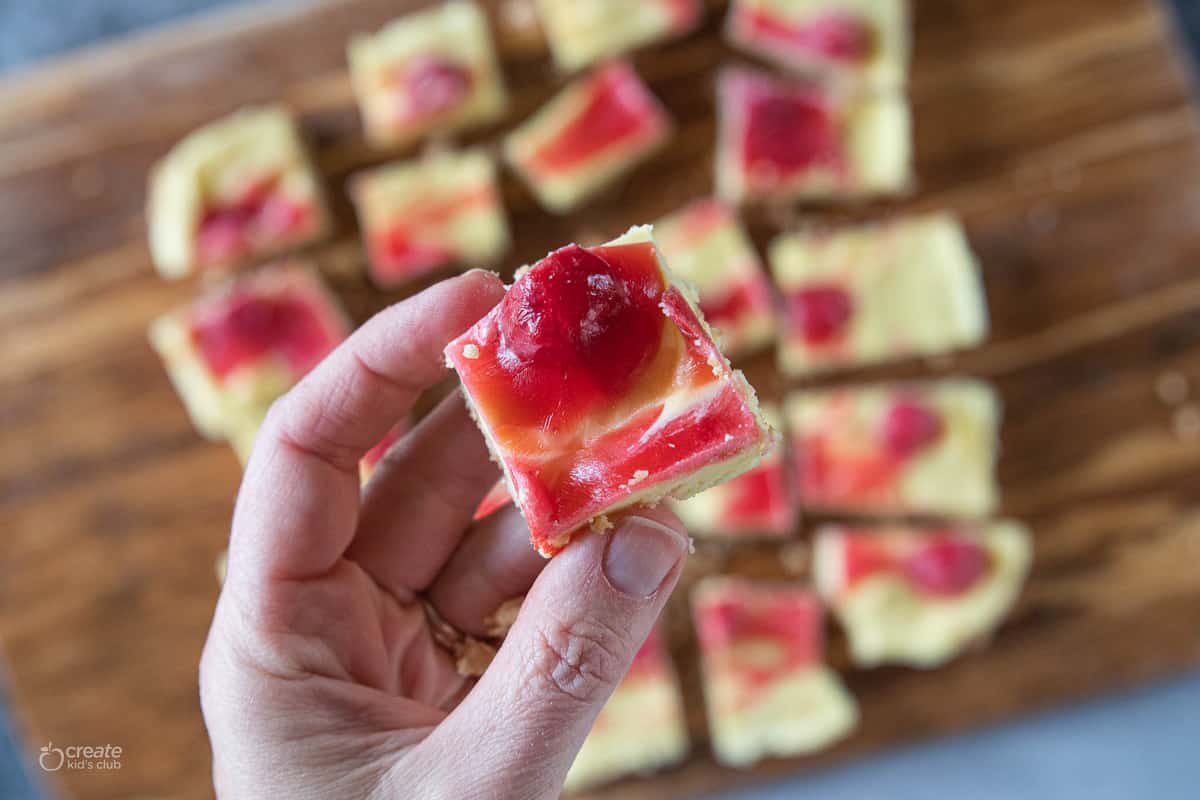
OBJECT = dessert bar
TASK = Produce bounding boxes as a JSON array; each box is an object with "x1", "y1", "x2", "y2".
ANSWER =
[
  {"x1": 148, "y1": 107, "x2": 328, "y2": 278},
  {"x1": 504, "y1": 61, "x2": 671, "y2": 213},
  {"x1": 446, "y1": 225, "x2": 772, "y2": 556},
  {"x1": 348, "y1": 1, "x2": 507, "y2": 148},
  {"x1": 692, "y1": 577, "x2": 858, "y2": 767},
  {"x1": 814, "y1": 521, "x2": 1032, "y2": 667}
]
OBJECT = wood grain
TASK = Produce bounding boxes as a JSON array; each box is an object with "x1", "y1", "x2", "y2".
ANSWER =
[{"x1": 3, "y1": 1, "x2": 1200, "y2": 798}]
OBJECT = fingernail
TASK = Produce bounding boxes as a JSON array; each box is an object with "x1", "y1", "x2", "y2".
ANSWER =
[{"x1": 603, "y1": 516, "x2": 688, "y2": 597}]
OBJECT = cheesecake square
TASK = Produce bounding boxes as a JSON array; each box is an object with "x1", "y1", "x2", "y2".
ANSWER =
[
  {"x1": 655, "y1": 198, "x2": 777, "y2": 360},
  {"x1": 350, "y1": 149, "x2": 509, "y2": 287},
  {"x1": 692, "y1": 577, "x2": 858, "y2": 767},
  {"x1": 770, "y1": 213, "x2": 989, "y2": 376},
  {"x1": 814, "y1": 520, "x2": 1031, "y2": 668},
  {"x1": 148, "y1": 107, "x2": 329, "y2": 279},
  {"x1": 348, "y1": 0, "x2": 507, "y2": 149},
  {"x1": 673, "y1": 405, "x2": 798, "y2": 538},
  {"x1": 786, "y1": 380, "x2": 1000, "y2": 517},
  {"x1": 149, "y1": 261, "x2": 350, "y2": 453},
  {"x1": 563, "y1": 626, "x2": 689, "y2": 792},
  {"x1": 504, "y1": 61, "x2": 672, "y2": 213},
  {"x1": 715, "y1": 66, "x2": 910, "y2": 204},
  {"x1": 538, "y1": 0, "x2": 704, "y2": 72},
  {"x1": 446, "y1": 225, "x2": 772, "y2": 556},
  {"x1": 726, "y1": 0, "x2": 910, "y2": 88}
]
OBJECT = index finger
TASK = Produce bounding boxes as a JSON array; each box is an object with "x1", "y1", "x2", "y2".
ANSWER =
[{"x1": 227, "y1": 270, "x2": 505, "y2": 586}]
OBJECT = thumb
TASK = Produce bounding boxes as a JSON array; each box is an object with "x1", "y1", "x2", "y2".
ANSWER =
[{"x1": 418, "y1": 509, "x2": 689, "y2": 799}]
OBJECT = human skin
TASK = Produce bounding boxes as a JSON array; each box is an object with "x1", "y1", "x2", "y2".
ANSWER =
[{"x1": 199, "y1": 270, "x2": 691, "y2": 799}]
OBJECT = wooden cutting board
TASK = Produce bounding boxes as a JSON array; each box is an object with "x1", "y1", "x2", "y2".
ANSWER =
[{"x1": 4, "y1": 1, "x2": 1200, "y2": 798}]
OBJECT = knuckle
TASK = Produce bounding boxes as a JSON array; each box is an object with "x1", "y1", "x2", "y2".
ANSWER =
[
  {"x1": 267, "y1": 383, "x2": 362, "y2": 473},
  {"x1": 526, "y1": 617, "x2": 629, "y2": 706}
]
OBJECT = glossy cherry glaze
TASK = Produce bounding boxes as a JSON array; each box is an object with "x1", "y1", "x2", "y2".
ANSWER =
[
  {"x1": 718, "y1": 459, "x2": 793, "y2": 534},
  {"x1": 496, "y1": 243, "x2": 664, "y2": 427},
  {"x1": 842, "y1": 531, "x2": 990, "y2": 596},
  {"x1": 785, "y1": 284, "x2": 854, "y2": 344},
  {"x1": 696, "y1": 587, "x2": 822, "y2": 700},
  {"x1": 740, "y1": 77, "x2": 842, "y2": 178},
  {"x1": 191, "y1": 285, "x2": 337, "y2": 380},
  {"x1": 738, "y1": 8, "x2": 875, "y2": 62},
  {"x1": 400, "y1": 56, "x2": 472, "y2": 119},
  {"x1": 701, "y1": 278, "x2": 772, "y2": 328},
  {"x1": 881, "y1": 398, "x2": 944, "y2": 458},
  {"x1": 531, "y1": 63, "x2": 665, "y2": 172},
  {"x1": 196, "y1": 176, "x2": 312, "y2": 265},
  {"x1": 797, "y1": 397, "x2": 945, "y2": 507}
]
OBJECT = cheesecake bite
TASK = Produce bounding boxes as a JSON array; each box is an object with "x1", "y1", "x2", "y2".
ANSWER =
[
  {"x1": 814, "y1": 521, "x2": 1032, "y2": 667},
  {"x1": 149, "y1": 262, "x2": 350, "y2": 454},
  {"x1": 726, "y1": 0, "x2": 909, "y2": 88},
  {"x1": 538, "y1": 0, "x2": 704, "y2": 72},
  {"x1": 715, "y1": 66, "x2": 910, "y2": 204},
  {"x1": 350, "y1": 149, "x2": 509, "y2": 287},
  {"x1": 655, "y1": 198, "x2": 777, "y2": 360},
  {"x1": 446, "y1": 225, "x2": 772, "y2": 557},
  {"x1": 504, "y1": 61, "x2": 672, "y2": 213},
  {"x1": 564, "y1": 627, "x2": 689, "y2": 792},
  {"x1": 786, "y1": 380, "x2": 1000, "y2": 517},
  {"x1": 692, "y1": 577, "x2": 858, "y2": 767},
  {"x1": 348, "y1": 0, "x2": 507, "y2": 149},
  {"x1": 148, "y1": 107, "x2": 329, "y2": 279},
  {"x1": 672, "y1": 405, "x2": 798, "y2": 538},
  {"x1": 770, "y1": 213, "x2": 989, "y2": 376}
]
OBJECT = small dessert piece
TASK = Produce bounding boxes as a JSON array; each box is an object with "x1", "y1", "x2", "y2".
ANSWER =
[
  {"x1": 359, "y1": 418, "x2": 411, "y2": 484},
  {"x1": 148, "y1": 107, "x2": 329, "y2": 279},
  {"x1": 715, "y1": 66, "x2": 910, "y2": 204},
  {"x1": 787, "y1": 380, "x2": 1000, "y2": 517},
  {"x1": 446, "y1": 225, "x2": 772, "y2": 557},
  {"x1": 350, "y1": 149, "x2": 509, "y2": 287},
  {"x1": 348, "y1": 1, "x2": 507, "y2": 149},
  {"x1": 814, "y1": 521, "x2": 1032, "y2": 667},
  {"x1": 564, "y1": 627, "x2": 689, "y2": 792},
  {"x1": 149, "y1": 262, "x2": 350, "y2": 451},
  {"x1": 504, "y1": 61, "x2": 672, "y2": 213},
  {"x1": 655, "y1": 198, "x2": 777, "y2": 360},
  {"x1": 672, "y1": 405, "x2": 797, "y2": 538},
  {"x1": 770, "y1": 213, "x2": 989, "y2": 376},
  {"x1": 692, "y1": 577, "x2": 858, "y2": 767},
  {"x1": 537, "y1": 0, "x2": 704, "y2": 72},
  {"x1": 726, "y1": 0, "x2": 909, "y2": 88}
]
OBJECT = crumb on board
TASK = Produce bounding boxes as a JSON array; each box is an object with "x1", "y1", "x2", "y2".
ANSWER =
[
  {"x1": 1156, "y1": 371, "x2": 1189, "y2": 406},
  {"x1": 779, "y1": 541, "x2": 809, "y2": 575}
]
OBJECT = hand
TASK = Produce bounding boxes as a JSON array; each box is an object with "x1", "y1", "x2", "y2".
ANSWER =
[{"x1": 199, "y1": 270, "x2": 691, "y2": 799}]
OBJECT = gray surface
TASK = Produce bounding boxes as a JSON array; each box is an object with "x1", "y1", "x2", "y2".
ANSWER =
[
  {"x1": 0, "y1": 684, "x2": 41, "y2": 800},
  {"x1": 0, "y1": 0, "x2": 246, "y2": 73},
  {"x1": 1, "y1": 2, "x2": 1199, "y2": 799}
]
